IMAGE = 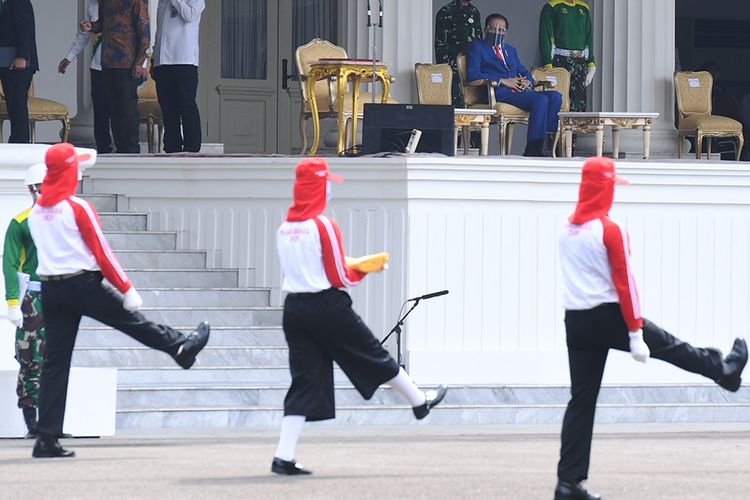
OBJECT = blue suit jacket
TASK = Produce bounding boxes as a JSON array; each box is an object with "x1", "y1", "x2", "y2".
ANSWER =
[{"x1": 466, "y1": 40, "x2": 533, "y2": 101}]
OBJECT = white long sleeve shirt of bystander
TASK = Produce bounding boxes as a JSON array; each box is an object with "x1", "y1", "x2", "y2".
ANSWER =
[
  {"x1": 64, "y1": 0, "x2": 102, "y2": 71},
  {"x1": 153, "y1": 0, "x2": 205, "y2": 67}
]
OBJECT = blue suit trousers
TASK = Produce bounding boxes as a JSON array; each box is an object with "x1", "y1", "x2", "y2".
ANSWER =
[{"x1": 495, "y1": 89, "x2": 562, "y2": 142}]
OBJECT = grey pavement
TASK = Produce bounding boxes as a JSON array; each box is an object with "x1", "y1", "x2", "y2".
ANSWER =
[{"x1": 1, "y1": 424, "x2": 749, "y2": 500}]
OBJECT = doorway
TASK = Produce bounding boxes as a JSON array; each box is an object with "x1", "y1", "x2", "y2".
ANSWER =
[{"x1": 199, "y1": 0, "x2": 342, "y2": 154}]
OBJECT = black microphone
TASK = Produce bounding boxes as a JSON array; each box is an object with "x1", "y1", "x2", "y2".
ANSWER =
[
  {"x1": 378, "y1": 0, "x2": 383, "y2": 28},
  {"x1": 366, "y1": 0, "x2": 372, "y2": 27},
  {"x1": 407, "y1": 290, "x2": 449, "y2": 302}
]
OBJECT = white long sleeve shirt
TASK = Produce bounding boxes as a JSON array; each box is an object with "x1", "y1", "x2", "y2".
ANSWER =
[
  {"x1": 277, "y1": 215, "x2": 365, "y2": 293},
  {"x1": 153, "y1": 0, "x2": 204, "y2": 67},
  {"x1": 64, "y1": 0, "x2": 102, "y2": 71},
  {"x1": 559, "y1": 217, "x2": 642, "y2": 331}
]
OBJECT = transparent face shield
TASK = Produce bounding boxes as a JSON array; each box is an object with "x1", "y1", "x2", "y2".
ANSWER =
[{"x1": 484, "y1": 26, "x2": 507, "y2": 46}]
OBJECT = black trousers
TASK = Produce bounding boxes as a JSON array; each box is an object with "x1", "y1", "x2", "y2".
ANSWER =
[
  {"x1": 152, "y1": 65, "x2": 202, "y2": 153},
  {"x1": 101, "y1": 68, "x2": 140, "y2": 153},
  {"x1": 282, "y1": 288, "x2": 400, "y2": 421},
  {"x1": 37, "y1": 271, "x2": 185, "y2": 436},
  {"x1": 91, "y1": 69, "x2": 113, "y2": 154},
  {"x1": 0, "y1": 68, "x2": 33, "y2": 143},
  {"x1": 557, "y1": 302, "x2": 724, "y2": 482}
]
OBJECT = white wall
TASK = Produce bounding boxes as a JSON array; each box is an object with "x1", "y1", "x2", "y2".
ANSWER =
[{"x1": 85, "y1": 155, "x2": 750, "y2": 386}]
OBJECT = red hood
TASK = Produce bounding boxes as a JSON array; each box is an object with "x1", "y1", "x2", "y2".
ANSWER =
[
  {"x1": 286, "y1": 158, "x2": 342, "y2": 222},
  {"x1": 37, "y1": 143, "x2": 90, "y2": 207},
  {"x1": 569, "y1": 157, "x2": 628, "y2": 225}
]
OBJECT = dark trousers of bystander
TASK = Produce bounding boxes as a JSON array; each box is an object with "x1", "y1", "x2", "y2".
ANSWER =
[
  {"x1": 557, "y1": 302, "x2": 725, "y2": 482},
  {"x1": 0, "y1": 67, "x2": 34, "y2": 143},
  {"x1": 152, "y1": 64, "x2": 202, "y2": 153},
  {"x1": 101, "y1": 68, "x2": 140, "y2": 153},
  {"x1": 90, "y1": 69, "x2": 113, "y2": 154}
]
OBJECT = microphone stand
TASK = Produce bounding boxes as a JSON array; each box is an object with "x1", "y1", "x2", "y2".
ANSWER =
[{"x1": 381, "y1": 297, "x2": 421, "y2": 369}]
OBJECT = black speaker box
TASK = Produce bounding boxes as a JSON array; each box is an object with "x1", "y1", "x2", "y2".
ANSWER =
[{"x1": 362, "y1": 103, "x2": 455, "y2": 155}]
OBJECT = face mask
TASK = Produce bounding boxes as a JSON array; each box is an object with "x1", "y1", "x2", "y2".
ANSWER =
[
  {"x1": 326, "y1": 180, "x2": 332, "y2": 201},
  {"x1": 484, "y1": 30, "x2": 505, "y2": 47}
]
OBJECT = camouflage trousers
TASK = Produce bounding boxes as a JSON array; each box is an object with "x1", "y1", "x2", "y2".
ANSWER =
[
  {"x1": 14, "y1": 290, "x2": 45, "y2": 409},
  {"x1": 553, "y1": 55, "x2": 587, "y2": 112}
]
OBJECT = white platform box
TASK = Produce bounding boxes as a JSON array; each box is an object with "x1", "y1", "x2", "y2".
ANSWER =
[{"x1": 0, "y1": 367, "x2": 117, "y2": 438}]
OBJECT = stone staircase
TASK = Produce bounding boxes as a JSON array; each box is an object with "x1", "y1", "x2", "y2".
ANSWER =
[{"x1": 72, "y1": 193, "x2": 750, "y2": 429}]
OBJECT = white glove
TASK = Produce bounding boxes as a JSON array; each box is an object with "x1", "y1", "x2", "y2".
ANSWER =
[
  {"x1": 7, "y1": 305, "x2": 23, "y2": 328},
  {"x1": 585, "y1": 66, "x2": 596, "y2": 87},
  {"x1": 123, "y1": 287, "x2": 143, "y2": 312},
  {"x1": 629, "y1": 329, "x2": 650, "y2": 363}
]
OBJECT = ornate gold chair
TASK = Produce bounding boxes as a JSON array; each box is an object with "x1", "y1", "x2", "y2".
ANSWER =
[
  {"x1": 0, "y1": 80, "x2": 70, "y2": 143},
  {"x1": 295, "y1": 38, "x2": 396, "y2": 154},
  {"x1": 674, "y1": 71, "x2": 744, "y2": 160},
  {"x1": 457, "y1": 52, "x2": 529, "y2": 155},
  {"x1": 531, "y1": 66, "x2": 570, "y2": 157},
  {"x1": 414, "y1": 63, "x2": 462, "y2": 152},
  {"x1": 137, "y1": 75, "x2": 163, "y2": 153}
]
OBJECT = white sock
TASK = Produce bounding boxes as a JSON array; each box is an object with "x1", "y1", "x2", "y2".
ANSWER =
[
  {"x1": 274, "y1": 415, "x2": 306, "y2": 461},
  {"x1": 386, "y1": 368, "x2": 426, "y2": 407}
]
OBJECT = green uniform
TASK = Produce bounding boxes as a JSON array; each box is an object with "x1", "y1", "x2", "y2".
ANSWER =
[
  {"x1": 539, "y1": 0, "x2": 594, "y2": 112},
  {"x1": 3, "y1": 207, "x2": 45, "y2": 410},
  {"x1": 434, "y1": 0, "x2": 482, "y2": 107}
]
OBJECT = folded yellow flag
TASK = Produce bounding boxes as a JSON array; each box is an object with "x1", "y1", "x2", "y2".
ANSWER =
[{"x1": 345, "y1": 252, "x2": 389, "y2": 273}]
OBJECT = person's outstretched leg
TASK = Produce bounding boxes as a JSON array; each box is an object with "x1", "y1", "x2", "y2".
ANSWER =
[
  {"x1": 386, "y1": 367, "x2": 448, "y2": 419},
  {"x1": 640, "y1": 318, "x2": 747, "y2": 389}
]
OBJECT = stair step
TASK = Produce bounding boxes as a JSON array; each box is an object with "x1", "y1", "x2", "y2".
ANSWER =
[
  {"x1": 116, "y1": 251, "x2": 207, "y2": 269},
  {"x1": 106, "y1": 231, "x2": 177, "y2": 251},
  {"x1": 114, "y1": 366, "x2": 346, "y2": 385},
  {"x1": 99, "y1": 212, "x2": 148, "y2": 231},
  {"x1": 131, "y1": 288, "x2": 270, "y2": 307},
  {"x1": 75, "y1": 326, "x2": 284, "y2": 347},
  {"x1": 79, "y1": 306, "x2": 279, "y2": 328},
  {"x1": 71, "y1": 345, "x2": 289, "y2": 367},
  {"x1": 83, "y1": 194, "x2": 120, "y2": 212},
  {"x1": 124, "y1": 269, "x2": 239, "y2": 288},
  {"x1": 114, "y1": 402, "x2": 750, "y2": 429}
]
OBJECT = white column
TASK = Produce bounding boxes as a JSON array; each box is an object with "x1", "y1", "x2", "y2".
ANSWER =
[
  {"x1": 587, "y1": 0, "x2": 677, "y2": 158},
  {"x1": 67, "y1": 0, "x2": 96, "y2": 148},
  {"x1": 346, "y1": 0, "x2": 433, "y2": 104}
]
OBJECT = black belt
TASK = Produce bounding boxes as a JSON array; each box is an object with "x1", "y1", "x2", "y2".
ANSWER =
[{"x1": 38, "y1": 270, "x2": 87, "y2": 282}]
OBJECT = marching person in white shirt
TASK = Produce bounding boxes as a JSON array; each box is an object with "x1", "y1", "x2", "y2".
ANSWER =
[
  {"x1": 271, "y1": 158, "x2": 447, "y2": 475},
  {"x1": 58, "y1": 0, "x2": 112, "y2": 154},
  {"x1": 554, "y1": 157, "x2": 748, "y2": 500},
  {"x1": 152, "y1": 0, "x2": 204, "y2": 153},
  {"x1": 27, "y1": 143, "x2": 211, "y2": 459}
]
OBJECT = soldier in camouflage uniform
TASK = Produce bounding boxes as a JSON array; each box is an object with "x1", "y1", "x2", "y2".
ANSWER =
[
  {"x1": 435, "y1": 0, "x2": 482, "y2": 109},
  {"x1": 3, "y1": 163, "x2": 47, "y2": 438}
]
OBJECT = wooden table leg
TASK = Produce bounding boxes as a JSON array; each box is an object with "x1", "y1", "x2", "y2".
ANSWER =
[
  {"x1": 463, "y1": 126, "x2": 470, "y2": 155},
  {"x1": 480, "y1": 121, "x2": 489, "y2": 156},
  {"x1": 612, "y1": 126, "x2": 620, "y2": 159},
  {"x1": 307, "y1": 76, "x2": 321, "y2": 155},
  {"x1": 454, "y1": 126, "x2": 459, "y2": 156},
  {"x1": 565, "y1": 126, "x2": 573, "y2": 158},
  {"x1": 643, "y1": 124, "x2": 652, "y2": 159},
  {"x1": 595, "y1": 125, "x2": 604, "y2": 157}
]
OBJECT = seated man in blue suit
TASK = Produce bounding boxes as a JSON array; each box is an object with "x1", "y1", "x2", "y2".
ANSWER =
[{"x1": 467, "y1": 13, "x2": 562, "y2": 157}]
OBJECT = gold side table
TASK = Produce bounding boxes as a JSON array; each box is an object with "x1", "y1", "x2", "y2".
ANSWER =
[{"x1": 305, "y1": 60, "x2": 392, "y2": 156}]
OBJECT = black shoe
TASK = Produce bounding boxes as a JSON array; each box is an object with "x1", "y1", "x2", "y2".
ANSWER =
[
  {"x1": 174, "y1": 321, "x2": 211, "y2": 369},
  {"x1": 554, "y1": 480, "x2": 601, "y2": 500},
  {"x1": 412, "y1": 385, "x2": 448, "y2": 420},
  {"x1": 716, "y1": 338, "x2": 748, "y2": 392},
  {"x1": 22, "y1": 407, "x2": 37, "y2": 438},
  {"x1": 32, "y1": 436, "x2": 75, "y2": 458},
  {"x1": 523, "y1": 139, "x2": 546, "y2": 157},
  {"x1": 271, "y1": 457, "x2": 312, "y2": 475}
]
